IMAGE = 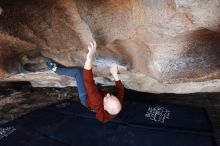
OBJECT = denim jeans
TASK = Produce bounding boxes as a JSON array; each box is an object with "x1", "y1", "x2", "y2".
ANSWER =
[{"x1": 55, "y1": 66, "x2": 88, "y2": 106}]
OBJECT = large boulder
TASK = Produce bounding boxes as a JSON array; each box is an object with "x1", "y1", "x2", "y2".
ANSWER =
[{"x1": 0, "y1": 0, "x2": 220, "y2": 93}]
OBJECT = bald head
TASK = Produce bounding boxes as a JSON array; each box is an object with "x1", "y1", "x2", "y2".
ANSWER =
[{"x1": 103, "y1": 93, "x2": 121, "y2": 115}]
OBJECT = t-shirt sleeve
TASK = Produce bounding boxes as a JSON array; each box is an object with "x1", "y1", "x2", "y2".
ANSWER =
[{"x1": 115, "y1": 80, "x2": 125, "y2": 104}]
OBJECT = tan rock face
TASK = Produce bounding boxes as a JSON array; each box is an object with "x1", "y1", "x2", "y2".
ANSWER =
[{"x1": 0, "y1": 0, "x2": 220, "y2": 93}]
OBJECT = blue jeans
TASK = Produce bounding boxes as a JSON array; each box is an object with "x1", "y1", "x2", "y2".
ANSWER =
[{"x1": 55, "y1": 66, "x2": 88, "y2": 106}]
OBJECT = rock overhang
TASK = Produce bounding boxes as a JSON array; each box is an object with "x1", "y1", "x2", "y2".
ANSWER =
[{"x1": 0, "y1": 0, "x2": 219, "y2": 93}]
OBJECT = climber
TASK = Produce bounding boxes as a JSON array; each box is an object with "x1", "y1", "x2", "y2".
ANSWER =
[{"x1": 45, "y1": 40, "x2": 124, "y2": 123}]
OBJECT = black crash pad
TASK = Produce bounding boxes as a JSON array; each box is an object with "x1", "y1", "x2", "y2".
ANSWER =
[{"x1": 0, "y1": 100, "x2": 218, "y2": 146}]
